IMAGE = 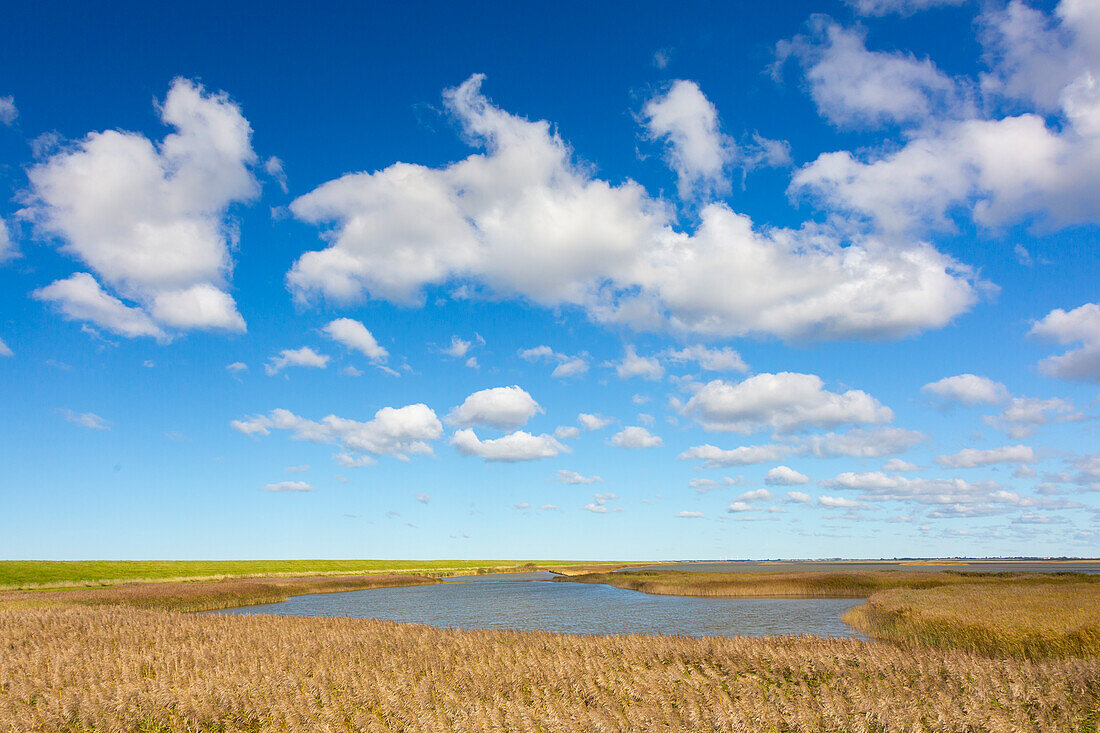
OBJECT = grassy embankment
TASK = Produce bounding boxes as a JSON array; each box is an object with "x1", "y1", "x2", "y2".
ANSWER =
[
  {"x1": 563, "y1": 569, "x2": 1100, "y2": 659},
  {"x1": 2, "y1": 605, "x2": 1098, "y2": 732},
  {"x1": 0, "y1": 559, "x2": 631, "y2": 590}
]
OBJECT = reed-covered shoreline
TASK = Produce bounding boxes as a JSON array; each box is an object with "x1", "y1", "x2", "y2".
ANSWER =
[
  {"x1": 557, "y1": 568, "x2": 962, "y2": 597},
  {"x1": 562, "y1": 569, "x2": 1100, "y2": 660},
  {"x1": 0, "y1": 573, "x2": 440, "y2": 613},
  {"x1": 843, "y1": 582, "x2": 1100, "y2": 659}
]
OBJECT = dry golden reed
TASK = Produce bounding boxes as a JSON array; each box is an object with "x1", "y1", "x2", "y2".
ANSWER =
[
  {"x1": 3, "y1": 605, "x2": 1099, "y2": 732},
  {"x1": 844, "y1": 581, "x2": 1100, "y2": 659},
  {"x1": 0, "y1": 573, "x2": 437, "y2": 613},
  {"x1": 562, "y1": 569, "x2": 966, "y2": 597}
]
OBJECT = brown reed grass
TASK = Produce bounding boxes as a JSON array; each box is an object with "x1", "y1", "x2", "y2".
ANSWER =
[
  {"x1": 560, "y1": 569, "x2": 965, "y2": 597},
  {"x1": 843, "y1": 581, "x2": 1100, "y2": 659},
  {"x1": 0, "y1": 573, "x2": 437, "y2": 613},
  {"x1": 2, "y1": 605, "x2": 1097, "y2": 732},
  {"x1": 565, "y1": 568, "x2": 1100, "y2": 597}
]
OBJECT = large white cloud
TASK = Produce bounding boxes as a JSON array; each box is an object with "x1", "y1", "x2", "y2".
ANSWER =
[
  {"x1": 27, "y1": 78, "x2": 256, "y2": 337},
  {"x1": 451, "y1": 428, "x2": 566, "y2": 462},
  {"x1": 921, "y1": 374, "x2": 1010, "y2": 405},
  {"x1": 0, "y1": 336, "x2": 11, "y2": 357},
  {"x1": 792, "y1": 1, "x2": 1100, "y2": 234},
  {"x1": 286, "y1": 74, "x2": 981, "y2": 341},
  {"x1": 680, "y1": 372, "x2": 892, "y2": 434},
  {"x1": 1030, "y1": 303, "x2": 1100, "y2": 383},
  {"x1": 231, "y1": 404, "x2": 442, "y2": 460},
  {"x1": 447, "y1": 386, "x2": 542, "y2": 429}
]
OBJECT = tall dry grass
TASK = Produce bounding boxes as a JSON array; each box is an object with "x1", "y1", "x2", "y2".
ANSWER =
[
  {"x1": 844, "y1": 582, "x2": 1100, "y2": 659},
  {"x1": 561, "y1": 569, "x2": 966, "y2": 597},
  {"x1": 0, "y1": 573, "x2": 437, "y2": 613},
  {"x1": 2, "y1": 605, "x2": 1097, "y2": 732}
]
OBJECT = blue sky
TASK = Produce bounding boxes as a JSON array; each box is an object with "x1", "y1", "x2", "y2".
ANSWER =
[{"x1": 1, "y1": 0, "x2": 1098, "y2": 560}]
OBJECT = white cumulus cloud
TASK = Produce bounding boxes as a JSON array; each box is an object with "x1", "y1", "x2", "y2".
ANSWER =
[
  {"x1": 642, "y1": 80, "x2": 735, "y2": 199},
  {"x1": 231, "y1": 404, "x2": 442, "y2": 460},
  {"x1": 322, "y1": 318, "x2": 388, "y2": 361},
  {"x1": 777, "y1": 17, "x2": 965, "y2": 129},
  {"x1": 578, "y1": 413, "x2": 613, "y2": 431},
  {"x1": 1031, "y1": 303, "x2": 1100, "y2": 383},
  {"x1": 680, "y1": 372, "x2": 892, "y2": 434},
  {"x1": 678, "y1": 443, "x2": 789, "y2": 467},
  {"x1": 764, "y1": 466, "x2": 810, "y2": 485},
  {"x1": 519, "y1": 345, "x2": 588, "y2": 378},
  {"x1": 452, "y1": 428, "x2": 567, "y2": 462},
  {"x1": 982, "y1": 396, "x2": 1083, "y2": 438},
  {"x1": 265, "y1": 347, "x2": 330, "y2": 375},
  {"x1": 793, "y1": 3, "x2": 1100, "y2": 235},
  {"x1": 922, "y1": 374, "x2": 1010, "y2": 405},
  {"x1": 609, "y1": 426, "x2": 663, "y2": 448},
  {"x1": 447, "y1": 386, "x2": 543, "y2": 429},
  {"x1": 285, "y1": 74, "x2": 981, "y2": 341},
  {"x1": 611, "y1": 345, "x2": 665, "y2": 380},
  {"x1": 27, "y1": 79, "x2": 256, "y2": 338}
]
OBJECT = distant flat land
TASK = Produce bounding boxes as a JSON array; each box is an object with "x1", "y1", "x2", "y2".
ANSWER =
[
  {"x1": 630, "y1": 559, "x2": 1100, "y2": 574},
  {"x1": 0, "y1": 559, "x2": 631, "y2": 589}
]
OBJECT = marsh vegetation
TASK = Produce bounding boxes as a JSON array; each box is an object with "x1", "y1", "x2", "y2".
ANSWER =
[
  {"x1": 3, "y1": 605, "x2": 1098, "y2": 732},
  {"x1": 2, "y1": 563, "x2": 1098, "y2": 731}
]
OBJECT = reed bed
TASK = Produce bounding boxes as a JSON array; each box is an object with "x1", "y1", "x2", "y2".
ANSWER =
[
  {"x1": 2, "y1": 605, "x2": 1097, "y2": 732},
  {"x1": 844, "y1": 582, "x2": 1100, "y2": 659},
  {"x1": 564, "y1": 569, "x2": 1100, "y2": 599},
  {"x1": 0, "y1": 573, "x2": 437, "y2": 613},
  {"x1": 561, "y1": 569, "x2": 966, "y2": 597}
]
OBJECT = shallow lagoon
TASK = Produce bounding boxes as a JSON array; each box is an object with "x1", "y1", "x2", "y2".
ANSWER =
[{"x1": 215, "y1": 572, "x2": 867, "y2": 639}]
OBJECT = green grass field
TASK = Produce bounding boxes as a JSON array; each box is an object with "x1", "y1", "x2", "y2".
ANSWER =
[{"x1": 0, "y1": 559, "x2": 626, "y2": 589}]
